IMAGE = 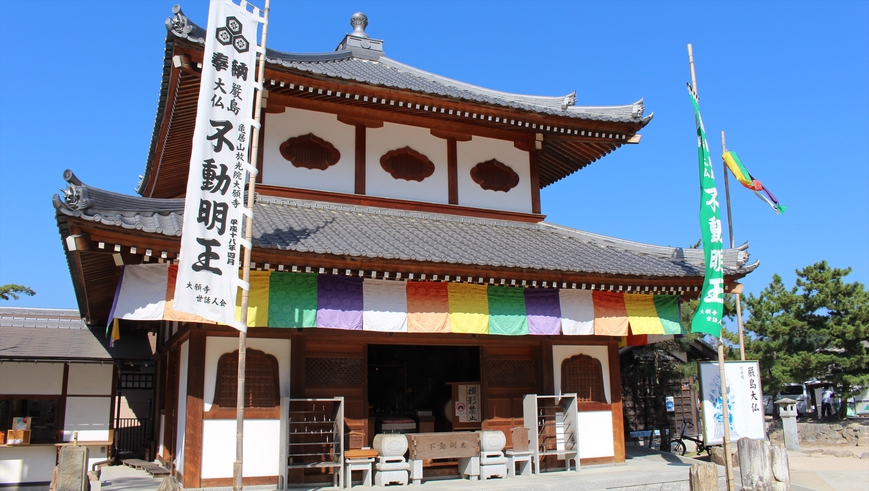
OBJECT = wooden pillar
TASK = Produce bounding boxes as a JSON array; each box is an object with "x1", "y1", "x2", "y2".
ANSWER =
[
  {"x1": 162, "y1": 347, "x2": 178, "y2": 469},
  {"x1": 529, "y1": 150, "x2": 541, "y2": 214},
  {"x1": 355, "y1": 125, "x2": 366, "y2": 195},
  {"x1": 447, "y1": 138, "x2": 458, "y2": 205},
  {"x1": 182, "y1": 330, "x2": 207, "y2": 489},
  {"x1": 255, "y1": 109, "x2": 267, "y2": 184},
  {"x1": 608, "y1": 341, "x2": 626, "y2": 463}
]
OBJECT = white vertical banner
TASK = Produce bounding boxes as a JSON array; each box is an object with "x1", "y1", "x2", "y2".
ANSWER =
[
  {"x1": 175, "y1": 0, "x2": 264, "y2": 331},
  {"x1": 698, "y1": 360, "x2": 766, "y2": 445}
]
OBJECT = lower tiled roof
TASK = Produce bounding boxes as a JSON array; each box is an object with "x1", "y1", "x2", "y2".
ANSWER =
[
  {"x1": 0, "y1": 307, "x2": 154, "y2": 361},
  {"x1": 54, "y1": 173, "x2": 757, "y2": 279}
]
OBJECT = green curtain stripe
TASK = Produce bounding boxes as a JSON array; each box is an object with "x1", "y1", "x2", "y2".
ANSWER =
[
  {"x1": 268, "y1": 271, "x2": 318, "y2": 328},
  {"x1": 487, "y1": 285, "x2": 528, "y2": 336},
  {"x1": 653, "y1": 295, "x2": 682, "y2": 334}
]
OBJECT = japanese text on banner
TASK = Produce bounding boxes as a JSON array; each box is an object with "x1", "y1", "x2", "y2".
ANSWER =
[
  {"x1": 688, "y1": 87, "x2": 724, "y2": 337},
  {"x1": 175, "y1": 0, "x2": 261, "y2": 330}
]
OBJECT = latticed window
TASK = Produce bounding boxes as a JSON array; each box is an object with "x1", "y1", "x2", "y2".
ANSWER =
[
  {"x1": 561, "y1": 354, "x2": 607, "y2": 403},
  {"x1": 214, "y1": 349, "x2": 280, "y2": 408}
]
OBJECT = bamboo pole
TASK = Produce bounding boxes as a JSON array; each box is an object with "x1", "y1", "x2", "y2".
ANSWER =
[
  {"x1": 721, "y1": 131, "x2": 747, "y2": 361},
  {"x1": 688, "y1": 44, "x2": 734, "y2": 491},
  {"x1": 235, "y1": 2, "x2": 270, "y2": 490}
]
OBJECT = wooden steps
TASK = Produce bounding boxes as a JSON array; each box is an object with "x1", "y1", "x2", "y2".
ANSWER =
[{"x1": 121, "y1": 459, "x2": 170, "y2": 477}]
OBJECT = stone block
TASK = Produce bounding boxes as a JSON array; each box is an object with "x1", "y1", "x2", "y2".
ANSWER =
[{"x1": 57, "y1": 446, "x2": 89, "y2": 491}]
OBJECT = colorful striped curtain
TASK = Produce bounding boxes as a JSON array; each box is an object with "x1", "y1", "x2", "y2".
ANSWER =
[{"x1": 109, "y1": 266, "x2": 684, "y2": 342}]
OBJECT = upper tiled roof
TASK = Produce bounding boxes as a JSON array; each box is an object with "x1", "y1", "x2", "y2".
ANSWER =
[
  {"x1": 56, "y1": 172, "x2": 757, "y2": 279},
  {"x1": 166, "y1": 8, "x2": 650, "y2": 126},
  {"x1": 0, "y1": 307, "x2": 154, "y2": 361}
]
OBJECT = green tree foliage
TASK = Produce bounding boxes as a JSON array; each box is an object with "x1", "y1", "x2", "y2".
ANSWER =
[
  {"x1": 0, "y1": 284, "x2": 35, "y2": 301},
  {"x1": 742, "y1": 261, "x2": 869, "y2": 417}
]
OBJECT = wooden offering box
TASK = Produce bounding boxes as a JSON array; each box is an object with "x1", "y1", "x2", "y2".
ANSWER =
[{"x1": 6, "y1": 430, "x2": 31, "y2": 445}]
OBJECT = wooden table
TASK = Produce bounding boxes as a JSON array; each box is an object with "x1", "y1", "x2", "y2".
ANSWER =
[{"x1": 405, "y1": 432, "x2": 481, "y2": 484}]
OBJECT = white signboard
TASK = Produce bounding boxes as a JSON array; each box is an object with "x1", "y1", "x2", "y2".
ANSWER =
[
  {"x1": 698, "y1": 360, "x2": 766, "y2": 445},
  {"x1": 175, "y1": 0, "x2": 263, "y2": 330}
]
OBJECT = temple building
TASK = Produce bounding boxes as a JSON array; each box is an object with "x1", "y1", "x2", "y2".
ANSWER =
[{"x1": 48, "y1": 6, "x2": 755, "y2": 489}]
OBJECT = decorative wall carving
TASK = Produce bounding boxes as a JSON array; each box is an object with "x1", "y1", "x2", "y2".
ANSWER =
[
  {"x1": 470, "y1": 159, "x2": 519, "y2": 192},
  {"x1": 305, "y1": 357, "x2": 364, "y2": 386},
  {"x1": 561, "y1": 354, "x2": 607, "y2": 403},
  {"x1": 214, "y1": 349, "x2": 280, "y2": 408},
  {"x1": 380, "y1": 146, "x2": 435, "y2": 182},
  {"x1": 486, "y1": 359, "x2": 536, "y2": 387},
  {"x1": 279, "y1": 133, "x2": 341, "y2": 170}
]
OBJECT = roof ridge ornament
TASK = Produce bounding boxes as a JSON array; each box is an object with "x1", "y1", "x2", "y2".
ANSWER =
[
  {"x1": 561, "y1": 91, "x2": 576, "y2": 111},
  {"x1": 166, "y1": 4, "x2": 194, "y2": 39},
  {"x1": 336, "y1": 12, "x2": 384, "y2": 60},
  {"x1": 59, "y1": 169, "x2": 93, "y2": 211},
  {"x1": 350, "y1": 12, "x2": 370, "y2": 39}
]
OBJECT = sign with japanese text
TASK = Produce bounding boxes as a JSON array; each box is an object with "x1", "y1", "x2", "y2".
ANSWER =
[
  {"x1": 688, "y1": 86, "x2": 724, "y2": 337},
  {"x1": 698, "y1": 360, "x2": 766, "y2": 445},
  {"x1": 455, "y1": 384, "x2": 481, "y2": 424},
  {"x1": 175, "y1": 0, "x2": 262, "y2": 330}
]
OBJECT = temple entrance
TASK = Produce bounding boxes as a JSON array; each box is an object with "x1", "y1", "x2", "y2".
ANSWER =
[{"x1": 367, "y1": 345, "x2": 480, "y2": 432}]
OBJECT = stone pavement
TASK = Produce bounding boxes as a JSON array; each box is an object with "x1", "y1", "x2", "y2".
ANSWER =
[
  {"x1": 95, "y1": 446, "x2": 868, "y2": 491},
  {"x1": 785, "y1": 449, "x2": 869, "y2": 491}
]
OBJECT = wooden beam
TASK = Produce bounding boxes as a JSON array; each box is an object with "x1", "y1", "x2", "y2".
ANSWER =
[
  {"x1": 338, "y1": 114, "x2": 383, "y2": 128},
  {"x1": 431, "y1": 128, "x2": 472, "y2": 142}
]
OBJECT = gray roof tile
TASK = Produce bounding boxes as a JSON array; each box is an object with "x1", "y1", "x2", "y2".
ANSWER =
[
  {"x1": 0, "y1": 308, "x2": 154, "y2": 361},
  {"x1": 54, "y1": 176, "x2": 757, "y2": 279}
]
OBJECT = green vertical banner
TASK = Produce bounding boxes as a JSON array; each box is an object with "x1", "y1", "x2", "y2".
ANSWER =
[{"x1": 688, "y1": 86, "x2": 724, "y2": 337}]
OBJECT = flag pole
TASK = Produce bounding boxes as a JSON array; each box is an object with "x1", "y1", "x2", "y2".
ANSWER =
[
  {"x1": 235, "y1": 1, "x2": 270, "y2": 490},
  {"x1": 688, "y1": 44, "x2": 734, "y2": 491},
  {"x1": 721, "y1": 131, "x2": 747, "y2": 361}
]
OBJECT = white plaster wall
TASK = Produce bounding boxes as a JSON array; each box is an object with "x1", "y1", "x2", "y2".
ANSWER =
[
  {"x1": 85, "y1": 445, "x2": 109, "y2": 472},
  {"x1": 262, "y1": 108, "x2": 355, "y2": 193},
  {"x1": 457, "y1": 136, "x2": 532, "y2": 213},
  {"x1": 0, "y1": 362, "x2": 63, "y2": 395},
  {"x1": 67, "y1": 364, "x2": 113, "y2": 396},
  {"x1": 175, "y1": 341, "x2": 189, "y2": 475},
  {"x1": 63, "y1": 396, "x2": 111, "y2": 441},
  {"x1": 200, "y1": 419, "x2": 281, "y2": 478},
  {"x1": 0, "y1": 446, "x2": 57, "y2": 484},
  {"x1": 577, "y1": 411, "x2": 615, "y2": 458},
  {"x1": 203, "y1": 337, "x2": 291, "y2": 411},
  {"x1": 366, "y1": 122, "x2": 448, "y2": 204},
  {"x1": 552, "y1": 345, "x2": 611, "y2": 403}
]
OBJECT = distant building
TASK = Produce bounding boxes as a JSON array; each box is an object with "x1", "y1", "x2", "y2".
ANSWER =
[{"x1": 0, "y1": 307, "x2": 153, "y2": 486}]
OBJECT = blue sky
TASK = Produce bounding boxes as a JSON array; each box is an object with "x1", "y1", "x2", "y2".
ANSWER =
[{"x1": 1, "y1": 0, "x2": 867, "y2": 313}]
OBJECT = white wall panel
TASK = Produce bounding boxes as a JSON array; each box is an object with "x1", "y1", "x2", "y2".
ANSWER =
[
  {"x1": 457, "y1": 136, "x2": 531, "y2": 212},
  {"x1": 203, "y1": 337, "x2": 291, "y2": 411},
  {"x1": 262, "y1": 108, "x2": 355, "y2": 193},
  {"x1": 0, "y1": 446, "x2": 57, "y2": 484},
  {"x1": 577, "y1": 411, "x2": 615, "y2": 458},
  {"x1": 67, "y1": 364, "x2": 113, "y2": 396},
  {"x1": 201, "y1": 419, "x2": 281, "y2": 478},
  {"x1": 0, "y1": 362, "x2": 63, "y2": 395},
  {"x1": 552, "y1": 345, "x2": 611, "y2": 403},
  {"x1": 367, "y1": 123, "x2": 448, "y2": 204},
  {"x1": 63, "y1": 396, "x2": 111, "y2": 441}
]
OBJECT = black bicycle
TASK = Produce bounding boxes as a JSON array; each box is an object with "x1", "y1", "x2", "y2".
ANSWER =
[{"x1": 669, "y1": 420, "x2": 709, "y2": 456}]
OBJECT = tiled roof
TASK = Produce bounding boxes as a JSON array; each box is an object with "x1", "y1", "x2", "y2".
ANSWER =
[
  {"x1": 0, "y1": 308, "x2": 154, "y2": 361},
  {"x1": 55, "y1": 174, "x2": 757, "y2": 279},
  {"x1": 168, "y1": 9, "x2": 649, "y2": 126}
]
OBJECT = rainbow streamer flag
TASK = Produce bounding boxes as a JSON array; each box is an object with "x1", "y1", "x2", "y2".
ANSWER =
[
  {"x1": 723, "y1": 150, "x2": 786, "y2": 214},
  {"x1": 107, "y1": 264, "x2": 685, "y2": 342}
]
